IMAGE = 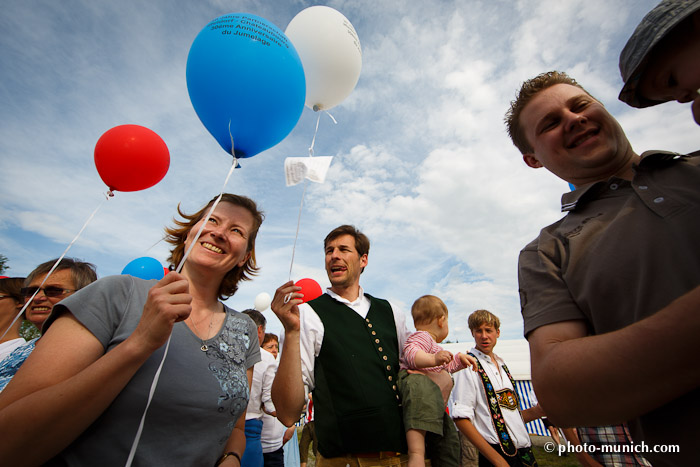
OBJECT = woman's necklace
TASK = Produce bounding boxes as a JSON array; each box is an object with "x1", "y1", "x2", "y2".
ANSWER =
[{"x1": 189, "y1": 310, "x2": 215, "y2": 352}]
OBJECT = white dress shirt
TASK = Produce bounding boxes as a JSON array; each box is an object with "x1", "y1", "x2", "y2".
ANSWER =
[{"x1": 246, "y1": 347, "x2": 277, "y2": 420}]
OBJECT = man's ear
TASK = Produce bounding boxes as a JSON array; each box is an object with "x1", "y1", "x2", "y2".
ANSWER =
[
  {"x1": 523, "y1": 153, "x2": 543, "y2": 169},
  {"x1": 360, "y1": 254, "x2": 368, "y2": 269}
]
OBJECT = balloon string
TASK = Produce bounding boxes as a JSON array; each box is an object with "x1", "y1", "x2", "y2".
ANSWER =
[
  {"x1": 127, "y1": 155, "x2": 237, "y2": 466},
  {"x1": 324, "y1": 110, "x2": 337, "y2": 125},
  {"x1": 288, "y1": 179, "x2": 308, "y2": 281},
  {"x1": 144, "y1": 237, "x2": 164, "y2": 253},
  {"x1": 308, "y1": 111, "x2": 337, "y2": 157},
  {"x1": 287, "y1": 111, "x2": 336, "y2": 280},
  {"x1": 124, "y1": 335, "x2": 171, "y2": 467},
  {"x1": 308, "y1": 113, "x2": 321, "y2": 157},
  {"x1": 1, "y1": 193, "x2": 110, "y2": 341}
]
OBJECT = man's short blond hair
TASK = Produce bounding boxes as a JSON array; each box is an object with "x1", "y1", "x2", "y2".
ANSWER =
[
  {"x1": 468, "y1": 309, "x2": 500, "y2": 331},
  {"x1": 411, "y1": 295, "x2": 448, "y2": 326}
]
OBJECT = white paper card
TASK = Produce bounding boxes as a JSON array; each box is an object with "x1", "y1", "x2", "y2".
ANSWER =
[{"x1": 284, "y1": 156, "x2": 333, "y2": 186}]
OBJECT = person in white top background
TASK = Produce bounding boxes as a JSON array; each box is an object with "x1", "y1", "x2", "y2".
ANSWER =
[
  {"x1": 242, "y1": 308, "x2": 278, "y2": 467},
  {"x1": 0, "y1": 278, "x2": 26, "y2": 360}
]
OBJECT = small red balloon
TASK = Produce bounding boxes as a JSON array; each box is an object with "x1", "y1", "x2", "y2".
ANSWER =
[
  {"x1": 94, "y1": 124, "x2": 170, "y2": 192},
  {"x1": 295, "y1": 278, "x2": 323, "y2": 303},
  {"x1": 163, "y1": 267, "x2": 170, "y2": 276}
]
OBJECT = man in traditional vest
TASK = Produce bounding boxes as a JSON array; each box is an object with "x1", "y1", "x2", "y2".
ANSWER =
[
  {"x1": 450, "y1": 310, "x2": 543, "y2": 467},
  {"x1": 271, "y1": 225, "x2": 415, "y2": 467}
]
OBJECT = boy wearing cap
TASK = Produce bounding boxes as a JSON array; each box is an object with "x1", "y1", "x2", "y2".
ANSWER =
[{"x1": 619, "y1": 0, "x2": 700, "y2": 125}]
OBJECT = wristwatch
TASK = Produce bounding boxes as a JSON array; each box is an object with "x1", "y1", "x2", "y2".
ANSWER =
[{"x1": 215, "y1": 451, "x2": 241, "y2": 466}]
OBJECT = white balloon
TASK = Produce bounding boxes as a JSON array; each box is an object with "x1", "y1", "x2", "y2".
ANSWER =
[
  {"x1": 285, "y1": 6, "x2": 362, "y2": 111},
  {"x1": 254, "y1": 292, "x2": 272, "y2": 311}
]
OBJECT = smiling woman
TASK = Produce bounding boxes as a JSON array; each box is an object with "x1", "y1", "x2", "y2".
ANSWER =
[
  {"x1": 165, "y1": 193, "x2": 264, "y2": 300},
  {"x1": 0, "y1": 193, "x2": 265, "y2": 466}
]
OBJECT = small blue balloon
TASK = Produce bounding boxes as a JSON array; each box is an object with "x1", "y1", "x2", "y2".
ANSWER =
[
  {"x1": 568, "y1": 183, "x2": 576, "y2": 191},
  {"x1": 121, "y1": 257, "x2": 165, "y2": 280},
  {"x1": 186, "y1": 13, "x2": 306, "y2": 158}
]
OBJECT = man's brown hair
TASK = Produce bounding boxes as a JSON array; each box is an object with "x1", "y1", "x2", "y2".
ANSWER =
[{"x1": 324, "y1": 225, "x2": 370, "y2": 257}]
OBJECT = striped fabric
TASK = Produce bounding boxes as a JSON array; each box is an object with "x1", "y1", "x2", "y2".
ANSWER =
[{"x1": 514, "y1": 380, "x2": 548, "y2": 436}]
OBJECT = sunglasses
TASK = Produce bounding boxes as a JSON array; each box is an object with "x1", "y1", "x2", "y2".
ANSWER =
[{"x1": 20, "y1": 286, "x2": 74, "y2": 298}]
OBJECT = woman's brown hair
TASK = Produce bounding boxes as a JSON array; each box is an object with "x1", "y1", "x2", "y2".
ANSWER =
[{"x1": 165, "y1": 194, "x2": 264, "y2": 299}]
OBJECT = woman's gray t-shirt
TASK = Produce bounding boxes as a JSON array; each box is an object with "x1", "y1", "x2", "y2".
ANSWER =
[{"x1": 45, "y1": 274, "x2": 260, "y2": 466}]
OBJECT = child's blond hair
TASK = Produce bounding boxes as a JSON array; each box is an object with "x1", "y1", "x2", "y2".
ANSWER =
[
  {"x1": 411, "y1": 295, "x2": 448, "y2": 326},
  {"x1": 467, "y1": 309, "x2": 501, "y2": 331}
]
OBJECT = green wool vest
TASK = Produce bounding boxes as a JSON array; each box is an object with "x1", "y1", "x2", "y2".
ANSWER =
[{"x1": 310, "y1": 293, "x2": 407, "y2": 457}]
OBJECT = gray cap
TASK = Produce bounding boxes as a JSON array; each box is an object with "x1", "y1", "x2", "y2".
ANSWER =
[{"x1": 619, "y1": 0, "x2": 700, "y2": 108}]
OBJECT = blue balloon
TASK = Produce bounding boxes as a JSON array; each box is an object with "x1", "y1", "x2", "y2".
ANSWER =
[
  {"x1": 121, "y1": 257, "x2": 165, "y2": 281},
  {"x1": 186, "y1": 13, "x2": 306, "y2": 158}
]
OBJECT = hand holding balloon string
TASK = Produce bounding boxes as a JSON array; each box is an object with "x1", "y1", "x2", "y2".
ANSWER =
[
  {"x1": 272, "y1": 281, "x2": 303, "y2": 333},
  {"x1": 129, "y1": 272, "x2": 192, "y2": 352}
]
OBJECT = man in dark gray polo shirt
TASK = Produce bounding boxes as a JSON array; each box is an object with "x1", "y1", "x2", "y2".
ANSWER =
[{"x1": 505, "y1": 70, "x2": 700, "y2": 467}]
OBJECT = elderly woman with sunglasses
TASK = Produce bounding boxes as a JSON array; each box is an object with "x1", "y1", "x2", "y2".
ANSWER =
[
  {"x1": 0, "y1": 259, "x2": 97, "y2": 393},
  {"x1": 0, "y1": 194, "x2": 264, "y2": 467},
  {"x1": 21, "y1": 257, "x2": 98, "y2": 329}
]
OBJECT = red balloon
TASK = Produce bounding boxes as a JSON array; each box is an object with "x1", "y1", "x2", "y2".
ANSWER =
[
  {"x1": 94, "y1": 125, "x2": 170, "y2": 192},
  {"x1": 295, "y1": 278, "x2": 323, "y2": 303},
  {"x1": 163, "y1": 267, "x2": 170, "y2": 276}
]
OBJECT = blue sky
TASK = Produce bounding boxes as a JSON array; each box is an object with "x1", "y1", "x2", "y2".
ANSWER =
[{"x1": 1, "y1": 0, "x2": 697, "y2": 342}]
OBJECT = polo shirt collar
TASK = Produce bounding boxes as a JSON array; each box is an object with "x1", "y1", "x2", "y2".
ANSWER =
[{"x1": 560, "y1": 150, "x2": 683, "y2": 212}]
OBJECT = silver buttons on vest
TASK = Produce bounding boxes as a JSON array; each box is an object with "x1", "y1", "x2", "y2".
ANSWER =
[{"x1": 366, "y1": 315, "x2": 400, "y2": 400}]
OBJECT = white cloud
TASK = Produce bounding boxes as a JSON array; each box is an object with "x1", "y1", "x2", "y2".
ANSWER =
[{"x1": 0, "y1": 0, "x2": 684, "y2": 342}]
